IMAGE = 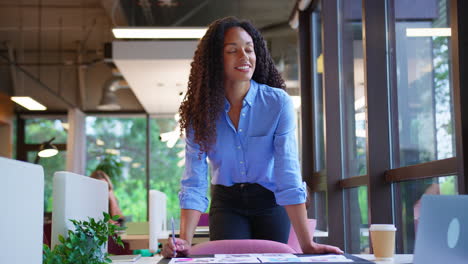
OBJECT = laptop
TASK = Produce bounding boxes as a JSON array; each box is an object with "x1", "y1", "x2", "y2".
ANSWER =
[
  {"x1": 413, "y1": 195, "x2": 468, "y2": 264},
  {"x1": 0, "y1": 157, "x2": 44, "y2": 264}
]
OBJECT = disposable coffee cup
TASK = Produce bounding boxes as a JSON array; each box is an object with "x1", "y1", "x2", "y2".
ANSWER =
[{"x1": 369, "y1": 224, "x2": 397, "y2": 260}]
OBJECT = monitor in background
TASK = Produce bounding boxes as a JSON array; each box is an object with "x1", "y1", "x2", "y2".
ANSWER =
[
  {"x1": 51, "y1": 171, "x2": 108, "y2": 249},
  {"x1": 0, "y1": 157, "x2": 44, "y2": 264},
  {"x1": 413, "y1": 195, "x2": 468, "y2": 264}
]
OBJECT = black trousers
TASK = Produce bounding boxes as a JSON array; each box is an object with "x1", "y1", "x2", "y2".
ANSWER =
[{"x1": 209, "y1": 183, "x2": 290, "y2": 243}]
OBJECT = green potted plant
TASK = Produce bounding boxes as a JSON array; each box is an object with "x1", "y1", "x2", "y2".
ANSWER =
[
  {"x1": 43, "y1": 212, "x2": 126, "y2": 264},
  {"x1": 94, "y1": 154, "x2": 123, "y2": 182}
]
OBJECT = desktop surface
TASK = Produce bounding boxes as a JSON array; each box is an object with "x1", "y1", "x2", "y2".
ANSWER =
[
  {"x1": 156, "y1": 254, "x2": 373, "y2": 264},
  {"x1": 120, "y1": 254, "x2": 413, "y2": 264}
]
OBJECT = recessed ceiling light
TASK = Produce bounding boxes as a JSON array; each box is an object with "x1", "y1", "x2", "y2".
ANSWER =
[
  {"x1": 112, "y1": 27, "x2": 207, "y2": 39},
  {"x1": 11, "y1": 96, "x2": 47, "y2": 111}
]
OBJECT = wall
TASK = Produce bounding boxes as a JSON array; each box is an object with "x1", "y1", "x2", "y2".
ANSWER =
[{"x1": 0, "y1": 92, "x2": 14, "y2": 158}]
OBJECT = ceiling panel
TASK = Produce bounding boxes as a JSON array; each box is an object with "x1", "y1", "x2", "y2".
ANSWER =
[{"x1": 113, "y1": 40, "x2": 198, "y2": 114}]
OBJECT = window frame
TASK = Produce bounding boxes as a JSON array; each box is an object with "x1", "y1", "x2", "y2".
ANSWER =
[{"x1": 298, "y1": 0, "x2": 468, "y2": 254}]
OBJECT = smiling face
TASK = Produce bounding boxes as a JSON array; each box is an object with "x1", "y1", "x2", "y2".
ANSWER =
[{"x1": 223, "y1": 26, "x2": 256, "y2": 83}]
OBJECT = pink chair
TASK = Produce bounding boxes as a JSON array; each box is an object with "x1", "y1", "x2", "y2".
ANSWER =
[
  {"x1": 190, "y1": 239, "x2": 297, "y2": 255},
  {"x1": 287, "y1": 219, "x2": 317, "y2": 253},
  {"x1": 198, "y1": 213, "x2": 209, "y2": 226}
]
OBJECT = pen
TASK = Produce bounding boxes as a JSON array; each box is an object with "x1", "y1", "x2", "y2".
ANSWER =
[{"x1": 171, "y1": 217, "x2": 176, "y2": 257}]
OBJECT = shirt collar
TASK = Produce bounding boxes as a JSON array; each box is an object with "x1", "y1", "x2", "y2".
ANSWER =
[
  {"x1": 243, "y1": 80, "x2": 258, "y2": 107},
  {"x1": 224, "y1": 80, "x2": 259, "y2": 111}
]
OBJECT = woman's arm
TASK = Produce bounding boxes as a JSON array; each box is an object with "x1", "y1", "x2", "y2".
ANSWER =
[
  {"x1": 161, "y1": 209, "x2": 201, "y2": 258},
  {"x1": 109, "y1": 190, "x2": 124, "y2": 218},
  {"x1": 285, "y1": 203, "x2": 343, "y2": 254},
  {"x1": 179, "y1": 209, "x2": 202, "y2": 245},
  {"x1": 162, "y1": 129, "x2": 208, "y2": 258}
]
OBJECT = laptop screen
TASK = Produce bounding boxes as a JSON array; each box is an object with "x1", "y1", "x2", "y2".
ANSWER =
[{"x1": 413, "y1": 195, "x2": 468, "y2": 264}]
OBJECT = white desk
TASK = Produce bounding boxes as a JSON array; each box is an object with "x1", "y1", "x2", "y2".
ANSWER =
[
  {"x1": 355, "y1": 254, "x2": 413, "y2": 264},
  {"x1": 126, "y1": 254, "x2": 413, "y2": 264}
]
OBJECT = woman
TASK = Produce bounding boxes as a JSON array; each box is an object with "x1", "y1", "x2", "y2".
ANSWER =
[
  {"x1": 162, "y1": 17, "x2": 342, "y2": 257},
  {"x1": 90, "y1": 170, "x2": 125, "y2": 225}
]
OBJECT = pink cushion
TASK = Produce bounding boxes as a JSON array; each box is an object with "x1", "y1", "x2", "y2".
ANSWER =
[
  {"x1": 287, "y1": 219, "x2": 317, "y2": 253},
  {"x1": 198, "y1": 213, "x2": 209, "y2": 226},
  {"x1": 190, "y1": 239, "x2": 297, "y2": 255}
]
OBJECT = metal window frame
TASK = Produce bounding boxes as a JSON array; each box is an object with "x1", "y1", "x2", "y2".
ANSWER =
[
  {"x1": 321, "y1": 0, "x2": 346, "y2": 250},
  {"x1": 451, "y1": 0, "x2": 468, "y2": 194}
]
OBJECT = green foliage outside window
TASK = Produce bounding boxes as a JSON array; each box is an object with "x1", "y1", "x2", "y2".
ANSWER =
[
  {"x1": 85, "y1": 116, "x2": 187, "y2": 224},
  {"x1": 24, "y1": 118, "x2": 68, "y2": 212},
  {"x1": 86, "y1": 117, "x2": 148, "y2": 222},
  {"x1": 150, "y1": 118, "x2": 186, "y2": 223}
]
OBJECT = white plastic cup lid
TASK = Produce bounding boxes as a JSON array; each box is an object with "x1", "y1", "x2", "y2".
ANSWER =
[{"x1": 369, "y1": 224, "x2": 397, "y2": 231}]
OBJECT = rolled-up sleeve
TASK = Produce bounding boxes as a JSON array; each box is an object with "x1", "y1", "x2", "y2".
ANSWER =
[
  {"x1": 178, "y1": 130, "x2": 209, "y2": 212},
  {"x1": 273, "y1": 92, "x2": 307, "y2": 206}
]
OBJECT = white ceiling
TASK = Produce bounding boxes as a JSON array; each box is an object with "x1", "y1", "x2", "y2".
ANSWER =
[{"x1": 113, "y1": 41, "x2": 199, "y2": 114}]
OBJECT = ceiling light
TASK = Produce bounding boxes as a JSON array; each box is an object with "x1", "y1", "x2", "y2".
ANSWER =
[
  {"x1": 112, "y1": 27, "x2": 207, "y2": 39},
  {"x1": 406, "y1": 28, "x2": 451, "y2": 37},
  {"x1": 97, "y1": 76, "x2": 125, "y2": 111},
  {"x1": 11, "y1": 96, "x2": 46, "y2": 111}
]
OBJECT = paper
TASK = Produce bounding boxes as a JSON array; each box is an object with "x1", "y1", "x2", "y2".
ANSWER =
[
  {"x1": 298, "y1": 255, "x2": 353, "y2": 262},
  {"x1": 109, "y1": 254, "x2": 141, "y2": 262},
  {"x1": 169, "y1": 253, "x2": 353, "y2": 264}
]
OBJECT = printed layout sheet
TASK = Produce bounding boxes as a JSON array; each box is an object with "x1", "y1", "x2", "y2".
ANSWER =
[{"x1": 168, "y1": 253, "x2": 353, "y2": 263}]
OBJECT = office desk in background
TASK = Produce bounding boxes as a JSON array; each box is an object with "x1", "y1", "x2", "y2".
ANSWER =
[
  {"x1": 120, "y1": 227, "x2": 210, "y2": 250},
  {"x1": 117, "y1": 254, "x2": 413, "y2": 264}
]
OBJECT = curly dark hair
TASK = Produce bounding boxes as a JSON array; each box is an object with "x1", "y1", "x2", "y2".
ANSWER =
[{"x1": 179, "y1": 16, "x2": 285, "y2": 154}]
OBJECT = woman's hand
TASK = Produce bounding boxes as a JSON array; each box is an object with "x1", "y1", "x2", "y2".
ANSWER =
[
  {"x1": 162, "y1": 238, "x2": 191, "y2": 258},
  {"x1": 302, "y1": 242, "x2": 344, "y2": 255}
]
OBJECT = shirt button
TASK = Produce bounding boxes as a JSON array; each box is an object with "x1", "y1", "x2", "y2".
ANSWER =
[
  {"x1": 239, "y1": 129, "x2": 243, "y2": 132},
  {"x1": 241, "y1": 113, "x2": 245, "y2": 116},
  {"x1": 240, "y1": 161, "x2": 243, "y2": 164},
  {"x1": 237, "y1": 146, "x2": 241, "y2": 149},
  {"x1": 241, "y1": 171, "x2": 245, "y2": 175}
]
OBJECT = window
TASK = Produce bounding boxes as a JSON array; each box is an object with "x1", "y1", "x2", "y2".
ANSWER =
[
  {"x1": 396, "y1": 175, "x2": 457, "y2": 252},
  {"x1": 345, "y1": 186, "x2": 369, "y2": 253},
  {"x1": 23, "y1": 117, "x2": 68, "y2": 213},
  {"x1": 300, "y1": 0, "x2": 465, "y2": 254},
  {"x1": 339, "y1": 0, "x2": 367, "y2": 178},
  {"x1": 27, "y1": 151, "x2": 67, "y2": 212},
  {"x1": 85, "y1": 116, "x2": 147, "y2": 222},
  {"x1": 394, "y1": 0, "x2": 454, "y2": 167},
  {"x1": 150, "y1": 117, "x2": 185, "y2": 227}
]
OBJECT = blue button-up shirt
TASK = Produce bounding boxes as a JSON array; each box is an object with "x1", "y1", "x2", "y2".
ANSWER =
[{"x1": 179, "y1": 80, "x2": 306, "y2": 212}]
